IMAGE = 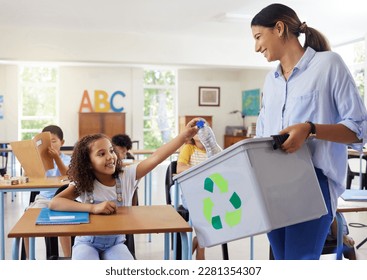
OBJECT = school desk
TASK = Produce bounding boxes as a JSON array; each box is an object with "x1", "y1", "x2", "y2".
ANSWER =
[
  {"x1": 336, "y1": 194, "x2": 367, "y2": 260},
  {"x1": 8, "y1": 205, "x2": 192, "y2": 260},
  {"x1": 0, "y1": 176, "x2": 66, "y2": 259}
]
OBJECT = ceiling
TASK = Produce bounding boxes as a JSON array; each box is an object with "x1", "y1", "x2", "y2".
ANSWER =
[{"x1": 0, "y1": 0, "x2": 366, "y2": 67}]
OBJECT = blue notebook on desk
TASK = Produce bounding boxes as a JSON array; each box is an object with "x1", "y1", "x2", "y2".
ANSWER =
[
  {"x1": 341, "y1": 189, "x2": 367, "y2": 201},
  {"x1": 36, "y1": 208, "x2": 90, "y2": 225}
]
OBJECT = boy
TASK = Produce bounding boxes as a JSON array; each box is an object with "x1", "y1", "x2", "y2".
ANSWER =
[
  {"x1": 111, "y1": 134, "x2": 135, "y2": 162},
  {"x1": 24, "y1": 125, "x2": 72, "y2": 259}
]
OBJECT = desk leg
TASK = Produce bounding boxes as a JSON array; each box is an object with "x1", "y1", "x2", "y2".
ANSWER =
[
  {"x1": 29, "y1": 237, "x2": 36, "y2": 260},
  {"x1": 148, "y1": 171, "x2": 152, "y2": 206},
  {"x1": 12, "y1": 237, "x2": 20, "y2": 260},
  {"x1": 144, "y1": 175, "x2": 147, "y2": 205},
  {"x1": 11, "y1": 152, "x2": 16, "y2": 176},
  {"x1": 144, "y1": 171, "x2": 152, "y2": 206},
  {"x1": 172, "y1": 232, "x2": 177, "y2": 260},
  {"x1": 144, "y1": 172, "x2": 152, "y2": 242},
  {"x1": 250, "y1": 236, "x2": 254, "y2": 260},
  {"x1": 179, "y1": 232, "x2": 189, "y2": 260},
  {"x1": 336, "y1": 212, "x2": 343, "y2": 260},
  {"x1": 0, "y1": 191, "x2": 4, "y2": 259},
  {"x1": 164, "y1": 233, "x2": 170, "y2": 260}
]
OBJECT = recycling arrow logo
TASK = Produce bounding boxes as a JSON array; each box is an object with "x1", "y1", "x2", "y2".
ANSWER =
[{"x1": 202, "y1": 173, "x2": 242, "y2": 230}]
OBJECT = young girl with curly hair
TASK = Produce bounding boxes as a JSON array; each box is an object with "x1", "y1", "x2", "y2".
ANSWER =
[{"x1": 49, "y1": 118, "x2": 199, "y2": 260}]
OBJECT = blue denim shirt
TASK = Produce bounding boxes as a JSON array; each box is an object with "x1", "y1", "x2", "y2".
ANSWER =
[{"x1": 256, "y1": 47, "x2": 367, "y2": 213}]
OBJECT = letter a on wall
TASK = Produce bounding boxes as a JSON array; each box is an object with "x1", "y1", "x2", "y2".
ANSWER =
[{"x1": 79, "y1": 90, "x2": 94, "y2": 112}]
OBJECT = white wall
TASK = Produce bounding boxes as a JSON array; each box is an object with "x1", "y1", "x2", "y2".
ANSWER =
[
  {"x1": 58, "y1": 66, "x2": 135, "y2": 145},
  {"x1": 0, "y1": 65, "x2": 269, "y2": 148},
  {"x1": 0, "y1": 65, "x2": 19, "y2": 143},
  {"x1": 178, "y1": 68, "x2": 268, "y2": 147}
]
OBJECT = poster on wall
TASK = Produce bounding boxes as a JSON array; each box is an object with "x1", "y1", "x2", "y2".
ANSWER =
[
  {"x1": 0, "y1": 95, "x2": 3, "y2": 119},
  {"x1": 242, "y1": 89, "x2": 260, "y2": 116}
]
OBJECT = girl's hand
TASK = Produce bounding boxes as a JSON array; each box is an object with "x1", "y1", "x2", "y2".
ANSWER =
[
  {"x1": 182, "y1": 118, "x2": 200, "y2": 142},
  {"x1": 279, "y1": 123, "x2": 311, "y2": 153},
  {"x1": 91, "y1": 201, "x2": 117, "y2": 215}
]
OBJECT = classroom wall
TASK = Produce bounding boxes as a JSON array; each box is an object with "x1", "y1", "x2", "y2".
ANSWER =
[
  {"x1": 0, "y1": 64, "x2": 269, "y2": 147},
  {"x1": 177, "y1": 68, "x2": 268, "y2": 145},
  {"x1": 0, "y1": 65, "x2": 18, "y2": 142}
]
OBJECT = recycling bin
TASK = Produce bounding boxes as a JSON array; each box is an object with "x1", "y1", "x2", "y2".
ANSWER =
[{"x1": 173, "y1": 137, "x2": 327, "y2": 247}]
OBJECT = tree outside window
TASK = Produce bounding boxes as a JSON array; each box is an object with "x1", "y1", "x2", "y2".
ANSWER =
[
  {"x1": 19, "y1": 66, "x2": 58, "y2": 140},
  {"x1": 334, "y1": 40, "x2": 366, "y2": 102},
  {"x1": 143, "y1": 69, "x2": 176, "y2": 149}
]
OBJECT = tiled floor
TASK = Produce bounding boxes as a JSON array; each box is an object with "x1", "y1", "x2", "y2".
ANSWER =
[{"x1": 3, "y1": 161, "x2": 367, "y2": 260}]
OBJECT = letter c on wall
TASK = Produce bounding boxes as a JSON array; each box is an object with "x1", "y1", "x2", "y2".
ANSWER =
[{"x1": 110, "y1": 91, "x2": 126, "y2": 112}]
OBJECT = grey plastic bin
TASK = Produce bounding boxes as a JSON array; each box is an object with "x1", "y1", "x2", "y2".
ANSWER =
[{"x1": 173, "y1": 137, "x2": 327, "y2": 247}]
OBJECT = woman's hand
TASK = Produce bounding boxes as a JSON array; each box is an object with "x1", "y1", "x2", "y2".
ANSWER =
[
  {"x1": 91, "y1": 201, "x2": 118, "y2": 215},
  {"x1": 278, "y1": 123, "x2": 310, "y2": 153}
]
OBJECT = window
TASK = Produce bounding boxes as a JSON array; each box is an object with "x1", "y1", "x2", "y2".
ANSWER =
[
  {"x1": 334, "y1": 39, "x2": 366, "y2": 103},
  {"x1": 143, "y1": 69, "x2": 177, "y2": 149},
  {"x1": 19, "y1": 66, "x2": 59, "y2": 140}
]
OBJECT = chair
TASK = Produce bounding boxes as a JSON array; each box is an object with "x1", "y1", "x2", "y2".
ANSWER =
[
  {"x1": 126, "y1": 189, "x2": 138, "y2": 259},
  {"x1": 165, "y1": 160, "x2": 229, "y2": 260},
  {"x1": 60, "y1": 146, "x2": 74, "y2": 151},
  {"x1": 346, "y1": 153, "x2": 367, "y2": 190},
  {"x1": 0, "y1": 143, "x2": 9, "y2": 176}
]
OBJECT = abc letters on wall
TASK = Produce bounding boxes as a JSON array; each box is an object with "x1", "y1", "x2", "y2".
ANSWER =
[{"x1": 79, "y1": 90, "x2": 126, "y2": 113}]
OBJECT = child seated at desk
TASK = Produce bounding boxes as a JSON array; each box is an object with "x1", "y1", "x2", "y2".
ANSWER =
[
  {"x1": 49, "y1": 118, "x2": 199, "y2": 260},
  {"x1": 111, "y1": 134, "x2": 135, "y2": 164},
  {"x1": 24, "y1": 125, "x2": 72, "y2": 259}
]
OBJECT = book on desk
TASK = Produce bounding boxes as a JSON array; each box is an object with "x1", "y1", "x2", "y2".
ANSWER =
[
  {"x1": 10, "y1": 132, "x2": 54, "y2": 178},
  {"x1": 36, "y1": 208, "x2": 90, "y2": 225}
]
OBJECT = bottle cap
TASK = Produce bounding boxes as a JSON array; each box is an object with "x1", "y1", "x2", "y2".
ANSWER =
[{"x1": 196, "y1": 120, "x2": 205, "y2": 128}]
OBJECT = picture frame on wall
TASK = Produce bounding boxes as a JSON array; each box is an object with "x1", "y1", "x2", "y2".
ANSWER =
[{"x1": 198, "y1": 87, "x2": 220, "y2": 106}]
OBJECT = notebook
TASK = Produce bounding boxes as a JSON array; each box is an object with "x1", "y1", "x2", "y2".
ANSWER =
[
  {"x1": 36, "y1": 208, "x2": 90, "y2": 225},
  {"x1": 341, "y1": 189, "x2": 367, "y2": 201}
]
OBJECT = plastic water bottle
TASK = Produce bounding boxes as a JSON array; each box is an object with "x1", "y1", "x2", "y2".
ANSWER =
[{"x1": 196, "y1": 120, "x2": 222, "y2": 157}]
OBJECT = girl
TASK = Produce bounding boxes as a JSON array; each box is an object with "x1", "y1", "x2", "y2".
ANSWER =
[
  {"x1": 49, "y1": 118, "x2": 199, "y2": 260},
  {"x1": 251, "y1": 3, "x2": 367, "y2": 259}
]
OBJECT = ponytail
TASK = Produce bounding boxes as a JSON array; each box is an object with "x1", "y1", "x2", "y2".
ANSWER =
[{"x1": 251, "y1": 4, "x2": 331, "y2": 52}]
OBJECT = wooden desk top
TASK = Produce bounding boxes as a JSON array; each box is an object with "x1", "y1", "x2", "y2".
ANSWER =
[
  {"x1": 337, "y1": 197, "x2": 367, "y2": 213},
  {"x1": 131, "y1": 149, "x2": 179, "y2": 155},
  {"x1": 0, "y1": 147, "x2": 12, "y2": 153},
  {"x1": 0, "y1": 176, "x2": 67, "y2": 190},
  {"x1": 8, "y1": 205, "x2": 192, "y2": 238},
  {"x1": 131, "y1": 149, "x2": 155, "y2": 155},
  {"x1": 348, "y1": 148, "x2": 367, "y2": 157}
]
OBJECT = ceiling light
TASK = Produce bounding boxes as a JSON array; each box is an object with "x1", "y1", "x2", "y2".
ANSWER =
[{"x1": 214, "y1": 13, "x2": 253, "y2": 23}]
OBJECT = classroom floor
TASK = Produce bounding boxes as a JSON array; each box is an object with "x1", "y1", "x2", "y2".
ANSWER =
[{"x1": 3, "y1": 161, "x2": 367, "y2": 260}]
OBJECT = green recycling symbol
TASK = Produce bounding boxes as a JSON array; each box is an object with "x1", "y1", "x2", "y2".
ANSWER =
[{"x1": 203, "y1": 173, "x2": 242, "y2": 230}]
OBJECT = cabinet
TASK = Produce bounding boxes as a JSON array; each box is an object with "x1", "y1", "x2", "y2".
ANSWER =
[
  {"x1": 79, "y1": 112, "x2": 125, "y2": 139},
  {"x1": 178, "y1": 115, "x2": 212, "y2": 133},
  {"x1": 224, "y1": 135, "x2": 249, "y2": 149}
]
